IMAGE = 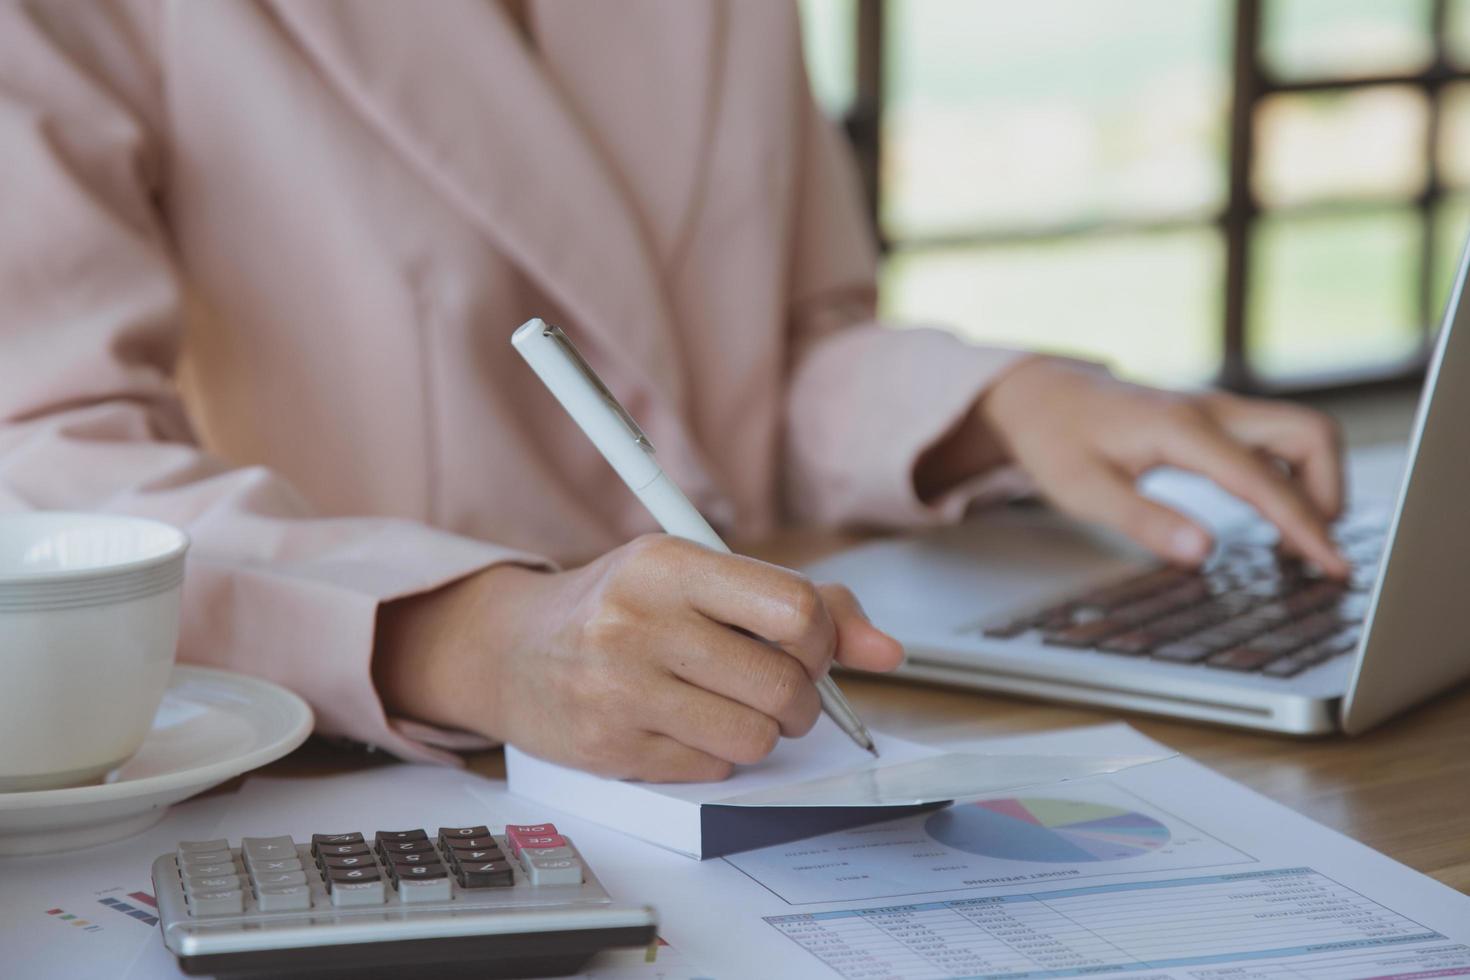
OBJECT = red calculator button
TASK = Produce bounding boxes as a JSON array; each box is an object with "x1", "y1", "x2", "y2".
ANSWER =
[
  {"x1": 505, "y1": 824, "x2": 560, "y2": 854},
  {"x1": 506, "y1": 824, "x2": 556, "y2": 839},
  {"x1": 518, "y1": 834, "x2": 566, "y2": 850}
]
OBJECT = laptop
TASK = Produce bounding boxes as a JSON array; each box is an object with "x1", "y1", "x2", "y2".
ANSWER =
[{"x1": 805, "y1": 249, "x2": 1470, "y2": 736}]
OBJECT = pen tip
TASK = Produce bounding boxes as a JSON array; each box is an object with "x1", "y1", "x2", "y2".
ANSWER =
[{"x1": 866, "y1": 743, "x2": 881, "y2": 760}]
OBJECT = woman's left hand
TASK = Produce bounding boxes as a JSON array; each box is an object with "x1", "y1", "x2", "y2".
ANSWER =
[{"x1": 930, "y1": 358, "x2": 1348, "y2": 576}]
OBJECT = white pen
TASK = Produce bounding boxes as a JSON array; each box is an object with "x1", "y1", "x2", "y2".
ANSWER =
[{"x1": 512, "y1": 318, "x2": 880, "y2": 758}]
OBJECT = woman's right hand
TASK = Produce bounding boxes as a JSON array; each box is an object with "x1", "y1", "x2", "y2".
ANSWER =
[{"x1": 374, "y1": 534, "x2": 904, "y2": 781}]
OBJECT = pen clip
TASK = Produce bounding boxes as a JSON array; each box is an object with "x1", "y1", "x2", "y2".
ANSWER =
[{"x1": 543, "y1": 323, "x2": 655, "y2": 453}]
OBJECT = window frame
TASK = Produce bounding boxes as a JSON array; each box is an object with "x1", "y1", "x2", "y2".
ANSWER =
[{"x1": 836, "y1": 0, "x2": 1470, "y2": 395}]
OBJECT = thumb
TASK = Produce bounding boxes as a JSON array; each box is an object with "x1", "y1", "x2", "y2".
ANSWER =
[{"x1": 819, "y1": 583, "x2": 905, "y2": 673}]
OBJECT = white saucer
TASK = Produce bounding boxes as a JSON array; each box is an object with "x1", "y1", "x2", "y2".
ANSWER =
[{"x1": 0, "y1": 665, "x2": 312, "y2": 855}]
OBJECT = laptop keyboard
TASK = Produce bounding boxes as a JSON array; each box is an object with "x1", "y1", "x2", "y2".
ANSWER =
[{"x1": 979, "y1": 515, "x2": 1385, "y2": 679}]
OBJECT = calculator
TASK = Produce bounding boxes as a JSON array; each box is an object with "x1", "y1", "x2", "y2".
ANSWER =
[{"x1": 150, "y1": 822, "x2": 657, "y2": 979}]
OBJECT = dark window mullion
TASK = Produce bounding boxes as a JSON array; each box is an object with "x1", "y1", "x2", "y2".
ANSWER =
[
  {"x1": 1222, "y1": 0, "x2": 1264, "y2": 390},
  {"x1": 844, "y1": 0, "x2": 886, "y2": 250},
  {"x1": 1421, "y1": 0, "x2": 1451, "y2": 338},
  {"x1": 855, "y1": 0, "x2": 1442, "y2": 395}
]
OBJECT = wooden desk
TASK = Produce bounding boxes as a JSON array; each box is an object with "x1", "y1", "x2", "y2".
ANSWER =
[{"x1": 272, "y1": 529, "x2": 1470, "y2": 894}]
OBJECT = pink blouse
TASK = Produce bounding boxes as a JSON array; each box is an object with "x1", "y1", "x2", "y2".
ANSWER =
[{"x1": 0, "y1": 0, "x2": 1027, "y2": 761}]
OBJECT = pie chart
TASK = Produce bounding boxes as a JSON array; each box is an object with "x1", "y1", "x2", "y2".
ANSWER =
[{"x1": 924, "y1": 797, "x2": 1170, "y2": 863}]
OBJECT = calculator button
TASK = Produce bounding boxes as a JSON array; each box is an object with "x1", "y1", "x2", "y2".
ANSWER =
[
  {"x1": 183, "y1": 873, "x2": 245, "y2": 893},
  {"x1": 379, "y1": 838, "x2": 435, "y2": 855},
  {"x1": 178, "y1": 850, "x2": 233, "y2": 868},
  {"x1": 311, "y1": 832, "x2": 365, "y2": 847},
  {"x1": 187, "y1": 889, "x2": 244, "y2": 917},
  {"x1": 326, "y1": 866, "x2": 381, "y2": 887},
  {"x1": 526, "y1": 856, "x2": 583, "y2": 886},
  {"x1": 438, "y1": 826, "x2": 490, "y2": 840},
  {"x1": 457, "y1": 860, "x2": 514, "y2": 888},
  {"x1": 446, "y1": 847, "x2": 502, "y2": 866},
  {"x1": 251, "y1": 870, "x2": 308, "y2": 888},
  {"x1": 514, "y1": 834, "x2": 566, "y2": 853},
  {"x1": 241, "y1": 836, "x2": 298, "y2": 863},
  {"x1": 329, "y1": 879, "x2": 386, "y2": 907},
  {"x1": 256, "y1": 884, "x2": 313, "y2": 912},
  {"x1": 320, "y1": 854, "x2": 375, "y2": 870},
  {"x1": 520, "y1": 846, "x2": 574, "y2": 861},
  {"x1": 504, "y1": 824, "x2": 558, "y2": 853},
  {"x1": 505, "y1": 823, "x2": 557, "y2": 837},
  {"x1": 396, "y1": 876, "x2": 451, "y2": 904},
  {"x1": 249, "y1": 857, "x2": 303, "y2": 874},
  {"x1": 374, "y1": 829, "x2": 428, "y2": 844},
  {"x1": 392, "y1": 862, "x2": 448, "y2": 880},
  {"x1": 179, "y1": 861, "x2": 238, "y2": 878},
  {"x1": 443, "y1": 836, "x2": 497, "y2": 852},
  {"x1": 177, "y1": 839, "x2": 230, "y2": 857},
  {"x1": 386, "y1": 850, "x2": 439, "y2": 866},
  {"x1": 316, "y1": 842, "x2": 371, "y2": 858}
]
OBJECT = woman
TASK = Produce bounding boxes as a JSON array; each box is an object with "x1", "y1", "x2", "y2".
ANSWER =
[{"x1": 0, "y1": 0, "x2": 1344, "y2": 779}]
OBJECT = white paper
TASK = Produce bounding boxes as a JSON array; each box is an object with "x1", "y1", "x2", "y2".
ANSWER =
[
  {"x1": 15, "y1": 719, "x2": 1467, "y2": 980},
  {"x1": 482, "y1": 723, "x2": 1470, "y2": 980},
  {"x1": 0, "y1": 791, "x2": 235, "y2": 980},
  {"x1": 508, "y1": 717, "x2": 1167, "y2": 858},
  {"x1": 716, "y1": 751, "x2": 1169, "y2": 806},
  {"x1": 0, "y1": 764, "x2": 710, "y2": 980}
]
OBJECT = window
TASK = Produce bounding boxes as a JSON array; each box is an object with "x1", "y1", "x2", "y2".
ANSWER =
[{"x1": 800, "y1": 0, "x2": 1470, "y2": 392}]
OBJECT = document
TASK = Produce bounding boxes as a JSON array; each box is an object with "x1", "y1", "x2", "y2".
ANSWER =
[
  {"x1": 484, "y1": 723, "x2": 1470, "y2": 979},
  {"x1": 9, "y1": 720, "x2": 1466, "y2": 980},
  {"x1": 1, "y1": 790, "x2": 237, "y2": 980},
  {"x1": 507, "y1": 717, "x2": 1166, "y2": 858},
  {"x1": 0, "y1": 764, "x2": 708, "y2": 980}
]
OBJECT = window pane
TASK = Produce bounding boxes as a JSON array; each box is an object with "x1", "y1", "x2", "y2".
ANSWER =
[
  {"x1": 1248, "y1": 211, "x2": 1422, "y2": 380},
  {"x1": 1433, "y1": 195, "x2": 1470, "y2": 325},
  {"x1": 880, "y1": 230, "x2": 1221, "y2": 384},
  {"x1": 1261, "y1": 0, "x2": 1433, "y2": 81},
  {"x1": 882, "y1": 0, "x2": 1229, "y2": 239},
  {"x1": 799, "y1": 0, "x2": 855, "y2": 118},
  {"x1": 1254, "y1": 87, "x2": 1427, "y2": 208},
  {"x1": 1439, "y1": 83, "x2": 1470, "y2": 190},
  {"x1": 1447, "y1": 0, "x2": 1470, "y2": 68}
]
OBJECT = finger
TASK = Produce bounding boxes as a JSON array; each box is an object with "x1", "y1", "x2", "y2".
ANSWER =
[
  {"x1": 1203, "y1": 394, "x2": 1344, "y2": 519},
  {"x1": 1161, "y1": 415, "x2": 1348, "y2": 576},
  {"x1": 642, "y1": 678, "x2": 784, "y2": 767},
  {"x1": 1044, "y1": 459, "x2": 1214, "y2": 565},
  {"x1": 819, "y1": 584, "x2": 904, "y2": 672},
  {"x1": 663, "y1": 623, "x2": 822, "y2": 737},
  {"x1": 669, "y1": 542, "x2": 836, "y2": 679},
  {"x1": 624, "y1": 732, "x2": 735, "y2": 783}
]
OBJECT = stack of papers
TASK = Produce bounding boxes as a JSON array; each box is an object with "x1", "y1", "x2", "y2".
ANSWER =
[
  {"x1": 5, "y1": 723, "x2": 1468, "y2": 980},
  {"x1": 499, "y1": 723, "x2": 1470, "y2": 979},
  {"x1": 507, "y1": 719, "x2": 1168, "y2": 858}
]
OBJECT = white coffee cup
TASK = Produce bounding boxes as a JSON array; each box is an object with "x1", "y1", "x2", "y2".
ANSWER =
[{"x1": 0, "y1": 512, "x2": 189, "y2": 792}]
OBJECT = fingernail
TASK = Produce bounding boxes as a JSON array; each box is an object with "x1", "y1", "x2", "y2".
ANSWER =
[{"x1": 1171, "y1": 526, "x2": 1209, "y2": 563}]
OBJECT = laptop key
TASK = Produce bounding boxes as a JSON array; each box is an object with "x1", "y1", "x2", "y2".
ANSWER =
[
  {"x1": 1153, "y1": 642, "x2": 1213, "y2": 664},
  {"x1": 1075, "y1": 568, "x2": 1191, "y2": 610},
  {"x1": 981, "y1": 602, "x2": 1075, "y2": 638},
  {"x1": 1191, "y1": 621, "x2": 1264, "y2": 648},
  {"x1": 981, "y1": 620, "x2": 1030, "y2": 639},
  {"x1": 1298, "y1": 629, "x2": 1361, "y2": 665},
  {"x1": 1096, "y1": 631, "x2": 1161, "y2": 655},
  {"x1": 1283, "y1": 582, "x2": 1346, "y2": 616},
  {"x1": 1043, "y1": 618, "x2": 1129, "y2": 647},
  {"x1": 1109, "y1": 581, "x2": 1212, "y2": 626},
  {"x1": 1207, "y1": 646, "x2": 1287, "y2": 671},
  {"x1": 1230, "y1": 632, "x2": 1307, "y2": 659},
  {"x1": 1263, "y1": 653, "x2": 1313, "y2": 678}
]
